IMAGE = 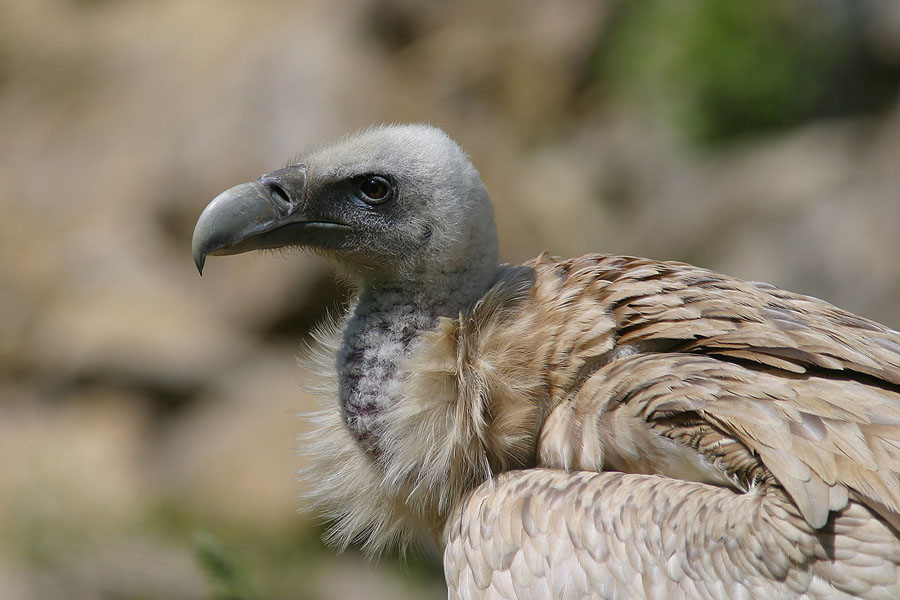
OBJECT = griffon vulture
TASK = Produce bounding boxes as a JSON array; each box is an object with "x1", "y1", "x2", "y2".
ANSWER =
[{"x1": 192, "y1": 124, "x2": 900, "y2": 599}]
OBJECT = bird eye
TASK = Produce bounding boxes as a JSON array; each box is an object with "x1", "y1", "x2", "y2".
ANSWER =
[{"x1": 357, "y1": 175, "x2": 393, "y2": 204}]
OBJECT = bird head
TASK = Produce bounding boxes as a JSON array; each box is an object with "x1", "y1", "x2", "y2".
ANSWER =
[{"x1": 192, "y1": 125, "x2": 499, "y2": 292}]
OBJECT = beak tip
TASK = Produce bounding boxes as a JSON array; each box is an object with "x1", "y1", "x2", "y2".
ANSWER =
[{"x1": 194, "y1": 253, "x2": 206, "y2": 276}]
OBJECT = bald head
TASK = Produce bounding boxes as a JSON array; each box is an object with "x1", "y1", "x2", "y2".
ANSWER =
[{"x1": 193, "y1": 124, "x2": 499, "y2": 288}]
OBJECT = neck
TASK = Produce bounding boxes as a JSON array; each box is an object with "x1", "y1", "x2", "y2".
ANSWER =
[{"x1": 337, "y1": 263, "x2": 498, "y2": 456}]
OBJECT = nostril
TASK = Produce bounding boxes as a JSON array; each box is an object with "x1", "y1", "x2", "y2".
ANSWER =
[{"x1": 266, "y1": 182, "x2": 291, "y2": 206}]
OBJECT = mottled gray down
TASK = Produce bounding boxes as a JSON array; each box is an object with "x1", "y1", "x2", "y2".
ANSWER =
[{"x1": 192, "y1": 124, "x2": 900, "y2": 599}]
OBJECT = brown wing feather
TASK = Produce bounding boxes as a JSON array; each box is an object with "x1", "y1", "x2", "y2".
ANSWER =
[
  {"x1": 529, "y1": 252, "x2": 900, "y2": 385},
  {"x1": 530, "y1": 253, "x2": 900, "y2": 529},
  {"x1": 539, "y1": 352, "x2": 900, "y2": 528}
]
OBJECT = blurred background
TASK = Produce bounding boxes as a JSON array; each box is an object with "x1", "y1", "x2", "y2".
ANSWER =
[{"x1": 2, "y1": 0, "x2": 899, "y2": 598}]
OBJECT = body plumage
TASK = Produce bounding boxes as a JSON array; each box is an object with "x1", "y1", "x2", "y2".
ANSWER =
[{"x1": 193, "y1": 125, "x2": 900, "y2": 599}]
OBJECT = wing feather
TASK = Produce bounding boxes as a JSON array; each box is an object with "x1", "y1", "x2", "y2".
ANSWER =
[
  {"x1": 526, "y1": 254, "x2": 900, "y2": 528},
  {"x1": 529, "y1": 253, "x2": 900, "y2": 385},
  {"x1": 538, "y1": 351, "x2": 900, "y2": 529}
]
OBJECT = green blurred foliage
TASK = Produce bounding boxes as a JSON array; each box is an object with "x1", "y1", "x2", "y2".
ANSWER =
[
  {"x1": 150, "y1": 503, "x2": 329, "y2": 600},
  {"x1": 598, "y1": 0, "x2": 900, "y2": 144},
  {"x1": 194, "y1": 531, "x2": 256, "y2": 600}
]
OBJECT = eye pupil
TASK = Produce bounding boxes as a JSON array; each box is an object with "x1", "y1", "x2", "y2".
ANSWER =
[{"x1": 359, "y1": 176, "x2": 391, "y2": 203}]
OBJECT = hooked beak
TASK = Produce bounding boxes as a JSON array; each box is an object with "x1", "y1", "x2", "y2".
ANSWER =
[{"x1": 191, "y1": 164, "x2": 347, "y2": 274}]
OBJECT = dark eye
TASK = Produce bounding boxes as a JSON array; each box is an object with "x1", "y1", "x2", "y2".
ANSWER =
[{"x1": 357, "y1": 175, "x2": 393, "y2": 204}]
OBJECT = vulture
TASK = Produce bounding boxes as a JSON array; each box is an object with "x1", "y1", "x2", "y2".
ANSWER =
[{"x1": 192, "y1": 124, "x2": 900, "y2": 599}]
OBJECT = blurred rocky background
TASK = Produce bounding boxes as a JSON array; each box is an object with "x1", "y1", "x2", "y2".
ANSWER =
[{"x1": 1, "y1": 0, "x2": 899, "y2": 598}]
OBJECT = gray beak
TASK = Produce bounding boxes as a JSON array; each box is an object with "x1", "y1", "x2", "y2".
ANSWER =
[{"x1": 192, "y1": 164, "x2": 339, "y2": 274}]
